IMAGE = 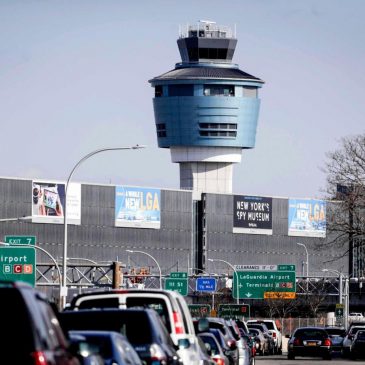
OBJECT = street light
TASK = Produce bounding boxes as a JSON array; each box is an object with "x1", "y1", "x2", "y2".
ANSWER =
[
  {"x1": 296, "y1": 242, "x2": 309, "y2": 278},
  {"x1": 62, "y1": 145, "x2": 145, "y2": 308},
  {"x1": 208, "y1": 258, "x2": 239, "y2": 304},
  {"x1": 126, "y1": 249, "x2": 162, "y2": 289},
  {"x1": 0, "y1": 241, "x2": 63, "y2": 309}
]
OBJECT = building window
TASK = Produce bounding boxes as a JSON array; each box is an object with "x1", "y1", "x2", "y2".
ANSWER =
[
  {"x1": 156, "y1": 123, "x2": 167, "y2": 138},
  {"x1": 199, "y1": 123, "x2": 237, "y2": 137},
  {"x1": 155, "y1": 86, "x2": 163, "y2": 97},
  {"x1": 203, "y1": 85, "x2": 234, "y2": 97},
  {"x1": 168, "y1": 84, "x2": 194, "y2": 96}
]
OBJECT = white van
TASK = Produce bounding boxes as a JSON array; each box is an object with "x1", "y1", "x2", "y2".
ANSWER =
[{"x1": 69, "y1": 289, "x2": 203, "y2": 365}]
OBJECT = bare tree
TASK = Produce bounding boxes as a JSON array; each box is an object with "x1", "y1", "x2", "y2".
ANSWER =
[{"x1": 321, "y1": 133, "x2": 365, "y2": 258}]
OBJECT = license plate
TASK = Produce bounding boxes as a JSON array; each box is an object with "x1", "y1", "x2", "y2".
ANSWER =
[{"x1": 307, "y1": 342, "x2": 317, "y2": 346}]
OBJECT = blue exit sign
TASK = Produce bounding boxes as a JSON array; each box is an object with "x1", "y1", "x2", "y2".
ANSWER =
[{"x1": 196, "y1": 277, "x2": 216, "y2": 292}]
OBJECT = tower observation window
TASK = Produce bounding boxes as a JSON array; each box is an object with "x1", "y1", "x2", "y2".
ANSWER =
[
  {"x1": 156, "y1": 123, "x2": 167, "y2": 138},
  {"x1": 199, "y1": 123, "x2": 237, "y2": 137},
  {"x1": 168, "y1": 84, "x2": 194, "y2": 96},
  {"x1": 203, "y1": 85, "x2": 234, "y2": 96},
  {"x1": 155, "y1": 86, "x2": 163, "y2": 97}
]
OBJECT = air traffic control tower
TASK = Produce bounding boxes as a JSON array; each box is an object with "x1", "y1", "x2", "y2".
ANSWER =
[{"x1": 149, "y1": 21, "x2": 264, "y2": 194}]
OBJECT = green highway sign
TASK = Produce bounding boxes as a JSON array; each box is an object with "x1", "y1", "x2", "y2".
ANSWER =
[
  {"x1": 0, "y1": 246, "x2": 36, "y2": 286},
  {"x1": 4, "y1": 235, "x2": 36, "y2": 245},
  {"x1": 233, "y1": 264, "x2": 296, "y2": 300},
  {"x1": 165, "y1": 278, "x2": 188, "y2": 296},
  {"x1": 170, "y1": 272, "x2": 188, "y2": 279},
  {"x1": 218, "y1": 304, "x2": 250, "y2": 319},
  {"x1": 188, "y1": 304, "x2": 211, "y2": 318}
]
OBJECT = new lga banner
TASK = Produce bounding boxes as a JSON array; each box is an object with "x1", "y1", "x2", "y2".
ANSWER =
[
  {"x1": 32, "y1": 180, "x2": 81, "y2": 225},
  {"x1": 288, "y1": 199, "x2": 326, "y2": 237},
  {"x1": 115, "y1": 186, "x2": 161, "y2": 229},
  {"x1": 233, "y1": 195, "x2": 273, "y2": 235}
]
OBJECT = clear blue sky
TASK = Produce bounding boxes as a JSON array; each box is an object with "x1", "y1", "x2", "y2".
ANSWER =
[{"x1": 0, "y1": 0, "x2": 364, "y2": 199}]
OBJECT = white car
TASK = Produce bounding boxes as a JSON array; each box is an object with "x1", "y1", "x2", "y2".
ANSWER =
[
  {"x1": 342, "y1": 325, "x2": 365, "y2": 357},
  {"x1": 348, "y1": 313, "x2": 365, "y2": 322},
  {"x1": 246, "y1": 319, "x2": 282, "y2": 354}
]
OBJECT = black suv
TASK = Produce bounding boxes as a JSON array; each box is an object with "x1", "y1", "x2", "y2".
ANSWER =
[
  {"x1": 0, "y1": 281, "x2": 80, "y2": 365},
  {"x1": 59, "y1": 308, "x2": 182, "y2": 365}
]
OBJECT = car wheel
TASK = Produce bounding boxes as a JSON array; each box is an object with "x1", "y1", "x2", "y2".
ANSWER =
[
  {"x1": 277, "y1": 347, "x2": 282, "y2": 355},
  {"x1": 323, "y1": 355, "x2": 332, "y2": 360},
  {"x1": 288, "y1": 353, "x2": 295, "y2": 360}
]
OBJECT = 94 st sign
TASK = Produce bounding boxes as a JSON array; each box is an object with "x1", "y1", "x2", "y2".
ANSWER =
[{"x1": 233, "y1": 264, "x2": 296, "y2": 300}]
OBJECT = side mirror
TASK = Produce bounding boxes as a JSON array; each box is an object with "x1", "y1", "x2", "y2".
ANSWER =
[
  {"x1": 178, "y1": 338, "x2": 190, "y2": 349},
  {"x1": 204, "y1": 342, "x2": 212, "y2": 356}
]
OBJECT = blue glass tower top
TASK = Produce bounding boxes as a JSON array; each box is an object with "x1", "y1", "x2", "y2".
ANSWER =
[{"x1": 149, "y1": 21, "x2": 264, "y2": 193}]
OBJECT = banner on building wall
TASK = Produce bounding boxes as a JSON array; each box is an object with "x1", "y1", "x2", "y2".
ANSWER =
[
  {"x1": 288, "y1": 199, "x2": 326, "y2": 237},
  {"x1": 115, "y1": 186, "x2": 161, "y2": 229},
  {"x1": 32, "y1": 180, "x2": 81, "y2": 224},
  {"x1": 233, "y1": 195, "x2": 273, "y2": 235}
]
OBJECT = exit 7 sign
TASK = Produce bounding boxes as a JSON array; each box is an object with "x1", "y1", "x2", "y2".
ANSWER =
[{"x1": 4, "y1": 235, "x2": 36, "y2": 245}]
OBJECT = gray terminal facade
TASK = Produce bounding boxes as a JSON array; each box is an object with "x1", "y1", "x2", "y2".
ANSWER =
[{"x1": 0, "y1": 176, "x2": 348, "y2": 280}]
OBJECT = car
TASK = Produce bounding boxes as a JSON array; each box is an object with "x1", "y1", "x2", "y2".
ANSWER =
[
  {"x1": 247, "y1": 328, "x2": 268, "y2": 356},
  {"x1": 67, "y1": 333, "x2": 105, "y2": 365},
  {"x1": 59, "y1": 308, "x2": 181, "y2": 365},
  {"x1": 198, "y1": 332, "x2": 230, "y2": 365},
  {"x1": 195, "y1": 335, "x2": 217, "y2": 365},
  {"x1": 246, "y1": 323, "x2": 274, "y2": 355},
  {"x1": 69, "y1": 330, "x2": 143, "y2": 365},
  {"x1": 246, "y1": 319, "x2": 282, "y2": 354},
  {"x1": 350, "y1": 329, "x2": 365, "y2": 359},
  {"x1": 348, "y1": 312, "x2": 365, "y2": 322},
  {"x1": 342, "y1": 325, "x2": 365, "y2": 357},
  {"x1": 287, "y1": 326, "x2": 332, "y2": 360},
  {"x1": 69, "y1": 289, "x2": 202, "y2": 365},
  {"x1": 324, "y1": 326, "x2": 346, "y2": 352},
  {"x1": 0, "y1": 280, "x2": 80, "y2": 365}
]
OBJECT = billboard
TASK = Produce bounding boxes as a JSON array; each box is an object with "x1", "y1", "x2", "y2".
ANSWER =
[
  {"x1": 115, "y1": 186, "x2": 160, "y2": 229},
  {"x1": 233, "y1": 195, "x2": 273, "y2": 235},
  {"x1": 32, "y1": 181, "x2": 81, "y2": 224},
  {"x1": 288, "y1": 199, "x2": 326, "y2": 237}
]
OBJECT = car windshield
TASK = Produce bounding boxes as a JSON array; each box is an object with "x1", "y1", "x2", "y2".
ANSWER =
[
  {"x1": 295, "y1": 329, "x2": 326, "y2": 339},
  {"x1": 325, "y1": 328, "x2": 345, "y2": 336}
]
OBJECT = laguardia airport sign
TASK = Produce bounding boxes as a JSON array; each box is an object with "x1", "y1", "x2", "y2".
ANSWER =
[{"x1": 233, "y1": 264, "x2": 296, "y2": 300}]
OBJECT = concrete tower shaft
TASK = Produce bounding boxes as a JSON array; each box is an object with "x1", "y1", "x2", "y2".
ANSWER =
[{"x1": 149, "y1": 21, "x2": 264, "y2": 194}]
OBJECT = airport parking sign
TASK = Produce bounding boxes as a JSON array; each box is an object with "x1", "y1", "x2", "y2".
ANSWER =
[{"x1": 0, "y1": 246, "x2": 36, "y2": 286}]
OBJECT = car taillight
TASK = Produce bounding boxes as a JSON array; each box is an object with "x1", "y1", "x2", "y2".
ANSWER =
[
  {"x1": 212, "y1": 357, "x2": 225, "y2": 365},
  {"x1": 150, "y1": 344, "x2": 167, "y2": 362},
  {"x1": 227, "y1": 339, "x2": 236, "y2": 349},
  {"x1": 173, "y1": 311, "x2": 184, "y2": 334},
  {"x1": 32, "y1": 351, "x2": 48, "y2": 365},
  {"x1": 294, "y1": 338, "x2": 302, "y2": 346},
  {"x1": 272, "y1": 332, "x2": 277, "y2": 338},
  {"x1": 323, "y1": 338, "x2": 331, "y2": 346}
]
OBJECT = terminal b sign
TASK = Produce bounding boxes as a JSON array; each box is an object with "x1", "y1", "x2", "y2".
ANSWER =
[{"x1": 0, "y1": 247, "x2": 36, "y2": 286}]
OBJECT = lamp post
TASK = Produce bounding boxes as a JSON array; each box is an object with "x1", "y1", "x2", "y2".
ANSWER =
[
  {"x1": 62, "y1": 145, "x2": 145, "y2": 308},
  {"x1": 296, "y1": 242, "x2": 309, "y2": 278},
  {"x1": 208, "y1": 258, "x2": 239, "y2": 304},
  {"x1": 126, "y1": 249, "x2": 162, "y2": 289},
  {"x1": 0, "y1": 241, "x2": 63, "y2": 309}
]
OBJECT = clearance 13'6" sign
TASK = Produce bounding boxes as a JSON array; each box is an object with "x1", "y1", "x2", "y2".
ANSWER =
[{"x1": 233, "y1": 195, "x2": 273, "y2": 235}]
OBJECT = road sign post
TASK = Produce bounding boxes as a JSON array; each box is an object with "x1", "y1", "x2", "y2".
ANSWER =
[
  {"x1": 233, "y1": 264, "x2": 296, "y2": 300},
  {"x1": 4, "y1": 235, "x2": 36, "y2": 245},
  {"x1": 0, "y1": 246, "x2": 36, "y2": 286},
  {"x1": 196, "y1": 277, "x2": 216, "y2": 292},
  {"x1": 165, "y1": 278, "x2": 188, "y2": 296},
  {"x1": 188, "y1": 304, "x2": 211, "y2": 318},
  {"x1": 218, "y1": 304, "x2": 250, "y2": 319}
]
